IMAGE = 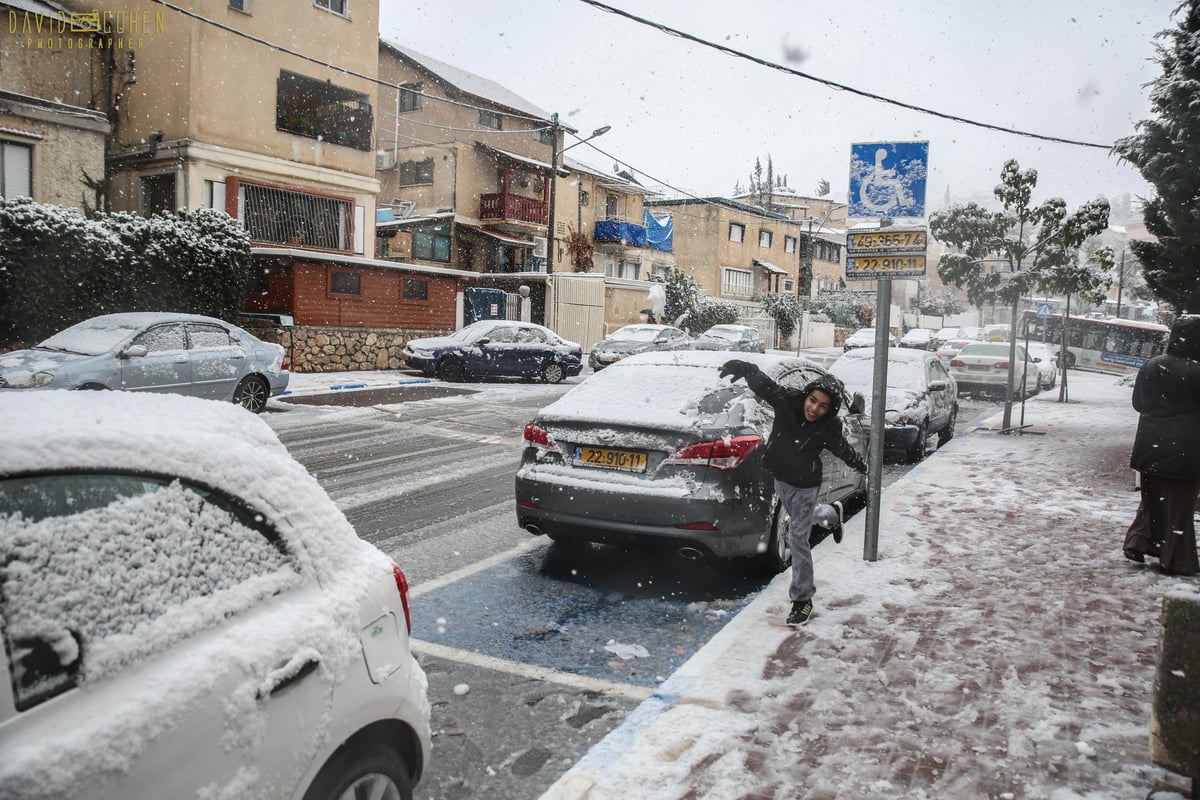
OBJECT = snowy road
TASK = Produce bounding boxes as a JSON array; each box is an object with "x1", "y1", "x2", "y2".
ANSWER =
[{"x1": 266, "y1": 378, "x2": 1003, "y2": 800}]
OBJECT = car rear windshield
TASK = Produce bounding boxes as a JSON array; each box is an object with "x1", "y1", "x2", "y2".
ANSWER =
[{"x1": 959, "y1": 344, "x2": 1012, "y2": 357}]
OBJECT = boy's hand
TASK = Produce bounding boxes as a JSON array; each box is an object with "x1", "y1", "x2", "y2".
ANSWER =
[{"x1": 719, "y1": 359, "x2": 755, "y2": 382}]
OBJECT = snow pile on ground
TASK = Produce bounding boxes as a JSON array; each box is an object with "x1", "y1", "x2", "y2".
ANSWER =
[{"x1": 541, "y1": 370, "x2": 1196, "y2": 799}]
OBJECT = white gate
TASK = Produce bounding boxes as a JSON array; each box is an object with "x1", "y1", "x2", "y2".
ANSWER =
[{"x1": 546, "y1": 274, "x2": 606, "y2": 353}]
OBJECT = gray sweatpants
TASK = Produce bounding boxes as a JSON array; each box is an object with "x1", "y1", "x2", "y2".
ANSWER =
[{"x1": 776, "y1": 479, "x2": 820, "y2": 603}]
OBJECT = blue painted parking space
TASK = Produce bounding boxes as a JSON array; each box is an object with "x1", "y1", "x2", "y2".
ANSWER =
[{"x1": 411, "y1": 545, "x2": 771, "y2": 688}]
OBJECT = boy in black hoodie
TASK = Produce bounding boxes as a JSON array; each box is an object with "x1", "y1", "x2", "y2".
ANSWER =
[{"x1": 719, "y1": 359, "x2": 867, "y2": 626}]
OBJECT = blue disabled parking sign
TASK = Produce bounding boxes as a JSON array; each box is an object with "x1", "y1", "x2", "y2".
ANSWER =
[{"x1": 848, "y1": 142, "x2": 929, "y2": 219}]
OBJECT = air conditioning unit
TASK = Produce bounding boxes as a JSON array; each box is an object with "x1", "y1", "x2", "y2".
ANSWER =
[
  {"x1": 532, "y1": 236, "x2": 548, "y2": 259},
  {"x1": 375, "y1": 150, "x2": 396, "y2": 171}
]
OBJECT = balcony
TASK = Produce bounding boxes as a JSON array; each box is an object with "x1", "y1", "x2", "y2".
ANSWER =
[{"x1": 480, "y1": 193, "x2": 547, "y2": 226}]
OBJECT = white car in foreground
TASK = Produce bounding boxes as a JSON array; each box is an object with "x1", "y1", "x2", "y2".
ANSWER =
[{"x1": 0, "y1": 392, "x2": 431, "y2": 800}]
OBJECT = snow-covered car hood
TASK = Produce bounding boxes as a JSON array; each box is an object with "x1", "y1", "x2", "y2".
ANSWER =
[
  {"x1": 0, "y1": 349, "x2": 92, "y2": 388},
  {"x1": 593, "y1": 338, "x2": 658, "y2": 356},
  {"x1": 691, "y1": 338, "x2": 737, "y2": 350},
  {"x1": 403, "y1": 334, "x2": 460, "y2": 351},
  {"x1": 848, "y1": 387, "x2": 927, "y2": 421}
]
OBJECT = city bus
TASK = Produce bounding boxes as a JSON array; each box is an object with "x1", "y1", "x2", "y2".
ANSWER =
[{"x1": 1019, "y1": 310, "x2": 1170, "y2": 375}]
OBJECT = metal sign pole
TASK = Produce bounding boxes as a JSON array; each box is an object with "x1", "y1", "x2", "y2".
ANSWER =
[{"x1": 863, "y1": 277, "x2": 890, "y2": 562}]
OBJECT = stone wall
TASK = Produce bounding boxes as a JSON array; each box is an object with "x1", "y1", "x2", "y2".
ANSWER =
[{"x1": 241, "y1": 323, "x2": 447, "y2": 373}]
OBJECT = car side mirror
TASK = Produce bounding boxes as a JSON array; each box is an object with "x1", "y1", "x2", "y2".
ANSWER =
[
  {"x1": 121, "y1": 345, "x2": 148, "y2": 359},
  {"x1": 477, "y1": 337, "x2": 491, "y2": 346},
  {"x1": 929, "y1": 380, "x2": 947, "y2": 391},
  {"x1": 849, "y1": 392, "x2": 866, "y2": 415},
  {"x1": 1032, "y1": 357, "x2": 1041, "y2": 363}
]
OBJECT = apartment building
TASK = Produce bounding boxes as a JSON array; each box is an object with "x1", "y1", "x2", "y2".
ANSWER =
[
  {"x1": 374, "y1": 41, "x2": 674, "y2": 348},
  {"x1": 85, "y1": 0, "x2": 381, "y2": 253},
  {"x1": 645, "y1": 196, "x2": 811, "y2": 303},
  {"x1": 731, "y1": 187, "x2": 848, "y2": 296},
  {"x1": 1, "y1": 0, "x2": 108, "y2": 207}
]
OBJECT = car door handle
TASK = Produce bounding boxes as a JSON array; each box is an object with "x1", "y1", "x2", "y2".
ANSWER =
[{"x1": 257, "y1": 654, "x2": 320, "y2": 700}]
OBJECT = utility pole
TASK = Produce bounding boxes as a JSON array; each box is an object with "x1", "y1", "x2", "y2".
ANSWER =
[
  {"x1": 545, "y1": 113, "x2": 560, "y2": 274},
  {"x1": 1116, "y1": 248, "x2": 1126, "y2": 319}
]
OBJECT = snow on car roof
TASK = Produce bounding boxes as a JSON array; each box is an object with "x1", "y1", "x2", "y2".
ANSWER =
[
  {"x1": 0, "y1": 391, "x2": 376, "y2": 579},
  {"x1": 536, "y1": 351, "x2": 818, "y2": 431}
]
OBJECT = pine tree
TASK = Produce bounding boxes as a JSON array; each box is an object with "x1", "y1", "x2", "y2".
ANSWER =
[{"x1": 1113, "y1": 1, "x2": 1200, "y2": 314}]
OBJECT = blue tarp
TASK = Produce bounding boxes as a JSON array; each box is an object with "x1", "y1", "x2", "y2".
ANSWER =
[
  {"x1": 594, "y1": 220, "x2": 648, "y2": 247},
  {"x1": 643, "y1": 209, "x2": 673, "y2": 252}
]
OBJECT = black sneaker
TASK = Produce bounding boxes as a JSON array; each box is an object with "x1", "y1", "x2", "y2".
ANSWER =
[
  {"x1": 832, "y1": 523, "x2": 843, "y2": 545},
  {"x1": 786, "y1": 600, "x2": 813, "y2": 627},
  {"x1": 1124, "y1": 548, "x2": 1146, "y2": 564}
]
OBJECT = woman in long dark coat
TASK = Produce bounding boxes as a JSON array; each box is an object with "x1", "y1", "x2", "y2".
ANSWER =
[{"x1": 1123, "y1": 315, "x2": 1200, "y2": 574}]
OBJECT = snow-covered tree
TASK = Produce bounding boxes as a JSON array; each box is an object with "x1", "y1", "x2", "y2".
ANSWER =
[
  {"x1": 762, "y1": 292, "x2": 804, "y2": 340},
  {"x1": 1113, "y1": 2, "x2": 1200, "y2": 314},
  {"x1": 650, "y1": 267, "x2": 702, "y2": 326},
  {"x1": 930, "y1": 160, "x2": 1110, "y2": 419},
  {"x1": 0, "y1": 198, "x2": 252, "y2": 345},
  {"x1": 930, "y1": 160, "x2": 1111, "y2": 311}
]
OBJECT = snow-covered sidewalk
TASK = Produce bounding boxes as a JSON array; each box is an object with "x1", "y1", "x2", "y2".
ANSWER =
[{"x1": 540, "y1": 369, "x2": 1196, "y2": 800}]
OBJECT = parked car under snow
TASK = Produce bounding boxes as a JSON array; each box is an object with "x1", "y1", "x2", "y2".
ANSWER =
[
  {"x1": 0, "y1": 391, "x2": 431, "y2": 800},
  {"x1": 402, "y1": 320, "x2": 583, "y2": 383},
  {"x1": 689, "y1": 324, "x2": 766, "y2": 353},
  {"x1": 828, "y1": 348, "x2": 959, "y2": 463},
  {"x1": 515, "y1": 350, "x2": 867, "y2": 571},
  {"x1": 588, "y1": 324, "x2": 693, "y2": 371},
  {"x1": 0, "y1": 312, "x2": 288, "y2": 413}
]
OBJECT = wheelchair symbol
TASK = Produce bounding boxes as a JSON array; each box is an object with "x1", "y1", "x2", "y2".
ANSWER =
[{"x1": 858, "y1": 148, "x2": 913, "y2": 213}]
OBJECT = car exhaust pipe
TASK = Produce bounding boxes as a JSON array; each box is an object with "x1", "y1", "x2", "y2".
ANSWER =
[
  {"x1": 525, "y1": 524, "x2": 543, "y2": 536},
  {"x1": 677, "y1": 546, "x2": 705, "y2": 560}
]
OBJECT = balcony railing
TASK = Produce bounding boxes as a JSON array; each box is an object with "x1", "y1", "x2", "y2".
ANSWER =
[
  {"x1": 480, "y1": 193, "x2": 547, "y2": 225},
  {"x1": 236, "y1": 181, "x2": 353, "y2": 251}
]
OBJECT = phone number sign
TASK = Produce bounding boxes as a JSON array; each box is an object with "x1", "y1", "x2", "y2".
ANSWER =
[
  {"x1": 846, "y1": 255, "x2": 927, "y2": 278},
  {"x1": 846, "y1": 230, "x2": 926, "y2": 252},
  {"x1": 845, "y1": 227, "x2": 927, "y2": 279}
]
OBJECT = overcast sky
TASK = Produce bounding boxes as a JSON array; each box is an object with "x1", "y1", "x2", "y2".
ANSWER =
[{"x1": 379, "y1": 0, "x2": 1178, "y2": 214}]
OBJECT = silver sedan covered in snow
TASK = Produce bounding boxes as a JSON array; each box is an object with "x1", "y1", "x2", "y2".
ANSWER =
[
  {"x1": 0, "y1": 312, "x2": 288, "y2": 412},
  {"x1": 514, "y1": 350, "x2": 867, "y2": 570}
]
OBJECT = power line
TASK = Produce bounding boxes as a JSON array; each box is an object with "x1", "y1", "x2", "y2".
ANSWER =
[{"x1": 576, "y1": 0, "x2": 1113, "y2": 151}]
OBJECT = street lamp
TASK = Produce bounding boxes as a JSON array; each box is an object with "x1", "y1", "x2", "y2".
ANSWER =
[{"x1": 546, "y1": 120, "x2": 610, "y2": 273}]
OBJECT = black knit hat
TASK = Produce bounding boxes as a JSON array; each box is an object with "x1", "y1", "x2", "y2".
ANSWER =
[{"x1": 1168, "y1": 315, "x2": 1200, "y2": 360}]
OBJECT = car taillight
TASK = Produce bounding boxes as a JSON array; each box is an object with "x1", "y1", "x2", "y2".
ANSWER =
[
  {"x1": 994, "y1": 361, "x2": 1010, "y2": 369},
  {"x1": 949, "y1": 358, "x2": 965, "y2": 367},
  {"x1": 392, "y1": 563, "x2": 412, "y2": 634},
  {"x1": 523, "y1": 421, "x2": 556, "y2": 451},
  {"x1": 281, "y1": 354, "x2": 289, "y2": 371},
  {"x1": 666, "y1": 435, "x2": 762, "y2": 471}
]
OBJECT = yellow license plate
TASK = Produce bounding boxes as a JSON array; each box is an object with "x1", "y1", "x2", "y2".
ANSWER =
[{"x1": 574, "y1": 446, "x2": 647, "y2": 473}]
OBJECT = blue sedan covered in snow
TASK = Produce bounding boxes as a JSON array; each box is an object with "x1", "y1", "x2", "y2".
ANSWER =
[{"x1": 402, "y1": 320, "x2": 583, "y2": 383}]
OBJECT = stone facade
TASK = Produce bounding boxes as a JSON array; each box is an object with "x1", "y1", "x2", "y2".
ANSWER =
[{"x1": 241, "y1": 323, "x2": 445, "y2": 373}]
